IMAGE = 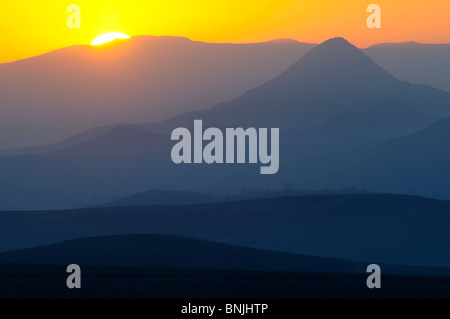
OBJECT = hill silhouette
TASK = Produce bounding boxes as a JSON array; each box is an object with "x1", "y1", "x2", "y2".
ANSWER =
[
  {"x1": 2, "y1": 194, "x2": 450, "y2": 268},
  {"x1": 1, "y1": 118, "x2": 450, "y2": 210},
  {"x1": 2, "y1": 234, "x2": 450, "y2": 277},
  {"x1": 3, "y1": 262, "x2": 450, "y2": 298},
  {"x1": 0, "y1": 234, "x2": 362, "y2": 272},
  {"x1": 97, "y1": 190, "x2": 218, "y2": 207}
]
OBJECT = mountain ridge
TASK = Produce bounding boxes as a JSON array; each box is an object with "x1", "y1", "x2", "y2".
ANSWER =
[
  {"x1": 0, "y1": 36, "x2": 314, "y2": 149},
  {"x1": 152, "y1": 37, "x2": 450, "y2": 132}
]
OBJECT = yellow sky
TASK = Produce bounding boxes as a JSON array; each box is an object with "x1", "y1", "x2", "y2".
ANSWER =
[{"x1": 1, "y1": 0, "x2": 449, "y2": 62}]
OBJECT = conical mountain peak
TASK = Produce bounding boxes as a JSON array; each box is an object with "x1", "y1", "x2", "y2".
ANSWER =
[
  {"x1": 314, "y1": 37, "x2": 355, "y2": 48},
  {"x1": 167, "y1": 37, "x2": 450, "y2": 130},
  {"x1": 278, "y1": 37, "x2": 397, "y2": 86}
]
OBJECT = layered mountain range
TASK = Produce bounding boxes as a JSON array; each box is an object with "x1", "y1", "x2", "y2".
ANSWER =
[{"x1": 0, "y1": 37, "x2": 449, "y2": 209}]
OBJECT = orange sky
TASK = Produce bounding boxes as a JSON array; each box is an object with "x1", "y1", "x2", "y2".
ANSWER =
[{"x1": 1, "y1": 0, "x2": 449, "y2": 62}]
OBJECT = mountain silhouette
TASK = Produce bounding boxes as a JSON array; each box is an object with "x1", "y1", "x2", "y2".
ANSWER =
[
  {"x1": 0, "y1": 125, "x2": 111, "y2": 157},
  {"x1": 0, "y1": 125, "x2": 174, "y2": 209},
  {"x1": 49, "y1": 125, "x2": 169, "y2": 157},
  {"x1": 365, "y1": 42, "x2": 450, "y2": 92},
  {"x1": 159, "y1": 37, "x2": 450, "y2": 132},
  {"x1": 0, "y1": 36, "x2": 313, "y2": 149},
  {"x1": 400, "y1": 117, "x2": 450, "y2": 141},
  {"x1": 1, "y1": 37, "x2": 450, "y2": 208},
  {"x1": 292, "y1": 101, "x2": 435, "y2": 142},
  {"x1": 279, "y1": 117, "x2": 450, "y2": 199}
]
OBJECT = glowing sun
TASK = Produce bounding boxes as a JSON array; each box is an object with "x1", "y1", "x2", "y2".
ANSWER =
[{"x1": 90, "y1": 32, "x2": 131, "y2": 46}]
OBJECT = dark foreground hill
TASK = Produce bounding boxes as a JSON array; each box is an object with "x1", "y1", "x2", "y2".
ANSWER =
[
  {"x1": 0, "y1": 234, "x2": 362, "y2": 272},
  {"x1": 2, "y1": 262, "x2": 450, "y2": 299},
  {"x1": 1, "y1": 234, "x2": 450, "y2": 277}
]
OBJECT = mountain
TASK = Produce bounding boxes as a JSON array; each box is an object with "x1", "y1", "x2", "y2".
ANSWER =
[
  {"x1": 2, "y1": 36, "x2": 449, "y2": 150},
  {"x1": 154, "y1": 37, "x2": 450, "y2": 132},
  {"x1": 291, "y1": 102, "x2": 435, "y2": 143},
  {"x1": 0, "y1": 125, "x2": 174, "y2": 210},
  {"x1": 0, "y1": 125, "x2": 111, "y2": 157},
  {"x1": 2, "y1": 194, "x2": 450, "y2": 268},
  {"x1": 48, "y1": 125, "x2": 168, "y2": 157},
  {"x1": 0, "y1": 36, "x2": 313, "y2": 149},
  {"x1": 1, "y1": 38, "x2": 450, "y2": 209},
  {"x1": 278, "y1": 117, "x2": 450, "y2": 199},
  {"x1": 97, "y1": 190, "x2": 219, "y2": 207},
  {"x1": 365, "y1": 42, "x2": 450, "y2": 93},
  {"x1": 352, "y1": 117, "x2": 450, "y2": 196}
]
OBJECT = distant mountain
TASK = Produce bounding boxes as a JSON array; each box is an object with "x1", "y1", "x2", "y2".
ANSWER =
[
  {"x1": 0, "y1": 123, "x2": 165, "y2": 157},
  {"x1": 49, "y1": 125, "x2": 168, "y2": 157},
  {"x1": 0, "y1": 93, "x2": 448, "y2": 210},
  {"x1": 0, "y1": 125, "x2": 174, "y2": 209},
  {"x1": 400, "y1": 116, "x2": 450, "y2": 141},
  {"x1": 291, "y1": 102, "x2": 435, "y2": 143},
  {"x1": 279, "y1": 117, "x2": 450, "y2": 199},
  {"x1": 1, "y1": 38, "x2": 450, "y2": 209},
  {"x1": 0, "y1": 125, "x2": 111, "y2": 157},
  {"x1": 2, "y1": 37, "x2": 450, "y2": 150},
  {"x1": 97, "y1": 190, "x2": 219, "y2": 207},
  {"x1": 155, "y1": 37, "x2": 450, "y2": 133},
  {"x1": 0, "y1": 36, "x2": 313, "y2": 149},
  {"x1": 365, "y1": 42, "x2": 450, "y2": 93},
  {"x1": 2, "y1": 194, "x2": 450, "y2": 268},
  {"x1": 0, "y1": 114, "x2": 449, "y2": 211}
]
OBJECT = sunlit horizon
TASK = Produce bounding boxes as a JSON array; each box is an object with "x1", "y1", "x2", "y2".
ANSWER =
[
  {"x1": 90, "y1": 32, "x2": 131, "y2": 45},
  {"x1": 1, "y1": 0, "x2": 449, "y2": 62}
]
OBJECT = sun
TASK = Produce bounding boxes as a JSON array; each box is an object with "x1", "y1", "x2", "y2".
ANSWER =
[{"x1": 90, "y1": 32, "x2": 131, "y2": 46}]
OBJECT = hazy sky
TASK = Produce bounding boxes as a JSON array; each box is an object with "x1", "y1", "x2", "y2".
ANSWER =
[{"x1": 1, "y1": 0, "x2": 449, "y2": 62}]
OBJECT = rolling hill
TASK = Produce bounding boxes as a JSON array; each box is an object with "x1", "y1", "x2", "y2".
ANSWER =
[
  {"x1": 97, "y1": 190, "x2": 219, "y2": 207},
  {"x1": 1, "y1": 234, "x2": 450, "y2": 278},
  {"x1": 1, "y1": 112, "x2": 450, "y2": 210},
  {"x1": 2, "y1": 194, "x2": 450, "y2": 268},
  {"x1": 0, "y1": 234, "x2": 363, "y2": 272}
]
